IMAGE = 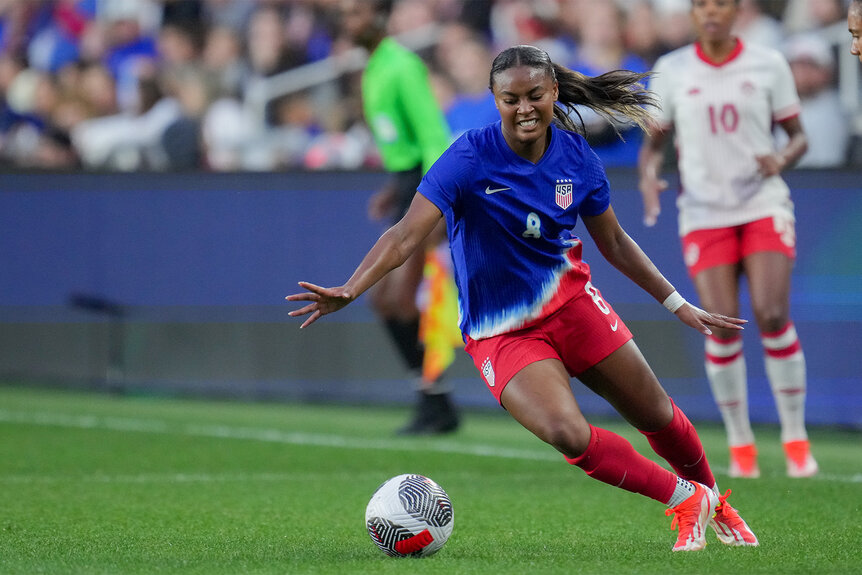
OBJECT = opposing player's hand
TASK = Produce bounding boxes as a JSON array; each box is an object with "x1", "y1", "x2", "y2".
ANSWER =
[
  {"x1": 755, "y1": 153, "x2": 786, "y2": 177},
  {"x1": 286, "y1": 282, "x2": 355, "y2": 329},
  {"x1": 638, "y1": 173, "x2": 668, "y2": 227},
  {"x1": 674, "y1": 303, "x2": 747, "y2": 336}
]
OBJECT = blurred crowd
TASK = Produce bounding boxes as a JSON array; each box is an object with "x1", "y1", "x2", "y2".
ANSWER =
[{"x1": 0, "y1": 0, "x2": 858, "y2": 171}]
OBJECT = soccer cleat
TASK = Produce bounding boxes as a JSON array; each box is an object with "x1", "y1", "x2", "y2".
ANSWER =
[
  {"x1": 728, "y1": 444, "x2": 760, "y2": 478},
  {"x1": 710, "y1": 489, "x2": 759, "y2": 546},
  {"x1": 397, "y1": 391, "x2": 460, "y2": 436},
  {"x1": 784, "y1": 440, "x2": 818, "y2": 478},
  {"x1": 665, "y1": 482, "x2": 719, "y2": 552}
]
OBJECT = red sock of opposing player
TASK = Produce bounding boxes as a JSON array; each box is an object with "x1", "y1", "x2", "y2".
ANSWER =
[{"x1": 641, "y1": 399, "x2": 716, "y2": 489}]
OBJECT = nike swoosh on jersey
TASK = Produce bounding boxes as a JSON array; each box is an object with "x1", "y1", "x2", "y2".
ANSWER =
[
  {"x1": 484, "y1": 186, "x2": 511, "y2": 194},
  {"x1": 610, "y1": 318, "x2": 619, "y2": 332}
]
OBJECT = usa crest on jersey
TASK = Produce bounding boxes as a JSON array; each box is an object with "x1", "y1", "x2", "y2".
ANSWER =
[{"x1": 555, "y1": 179, "x2": 573, "y2": 210}]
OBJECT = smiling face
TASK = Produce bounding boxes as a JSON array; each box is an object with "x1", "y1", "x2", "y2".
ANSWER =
[
  {"x1": 691, "y1": 0, "x2": 738, "y2": 44},
  {"x1": 491, "y1": 64, "x2": 558, "y2": 160},
  {"x1": 850, "y1": 3, "x2": 862, "y2": 63}
]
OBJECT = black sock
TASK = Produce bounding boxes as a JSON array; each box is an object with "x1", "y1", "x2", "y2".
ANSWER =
[{"x1": 383, "y1": 318, "x2": 424, "y2": 371}]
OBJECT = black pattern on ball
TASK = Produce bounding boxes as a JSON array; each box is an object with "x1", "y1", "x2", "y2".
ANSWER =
[
  {"x1": 398, "y1": 474, "x2": 453, "y2": 527},
  {"x1": 366, "y1": 517, "x2": 417, "y2": 557}
]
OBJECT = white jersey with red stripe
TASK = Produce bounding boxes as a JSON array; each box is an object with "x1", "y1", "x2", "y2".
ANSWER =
[{"x1": 649, "y1": 40, "x2": 801, "y2": 236}]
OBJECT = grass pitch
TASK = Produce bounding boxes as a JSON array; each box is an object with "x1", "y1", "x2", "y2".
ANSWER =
[{"x1": 0, "y1": 384, "x2": 860, "y2": 575}]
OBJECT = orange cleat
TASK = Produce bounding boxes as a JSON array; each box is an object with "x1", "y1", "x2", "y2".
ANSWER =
[
  {"x1": 665, "y1": 482, "x2": 719, "y2": 552},
  {"x1": 710, "y1": 489, "x2": 759, "y2": 546},
  {"x1": 784, "y1": 439, "x2": 818, "y2": 478},
  {"x1": 729, "y1": 444, "x2": 760, "y2": 478}
]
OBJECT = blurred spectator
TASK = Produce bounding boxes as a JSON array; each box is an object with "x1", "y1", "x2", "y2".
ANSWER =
[
  {"x1": 784, "y1": 0, "x2": 848, "y2": 35},
  {"x1": 202, "y1": 24, "x2": 246, "y2": 97},
  {"x1": 79, "y1": 62, "x2": 119, "y2": 116},
  {"x1": 776, "y1": 33, "x2": 851, "y2": 167},
  {"x1": 434, "y1": 23, "x2": 498, "y2": 137},
  {"x1": 246, "y1": 5, "x2": 292, "y2": 77},
  {"x1": 568, "y1": 0, "x2": 649, "y2": 167},
  {"x1": 1, "y1": 0, "x2": 860, "y2": 172},
  {"x1": 388, "y1": 0, "x2": 437, "y2": 35},
  {"x1": 623, "y1": 0, "x2": 665, "y2": 66},
  {"x1": 97, "y1": 0, "x2": 160, "y2": 113},
  {"x1": 0, "y1": 51, "x2": 28, "y2": 133},
  {"x1": 652, "y1": 0, "x2": 695, "y2": 52},
  {"x1": 201, "y1": 0, "x2": 255, "y2": 33},
  {"x1": 160, "y1": 64, "x2": 216, "y2": 169},
  {"x1": 489, "y1": 0, "x2": 567, "y2": 59},
  {"x1": 734, "y1": 0, "x2": 785, "y2": 49},
  {"x1": 26, "y1": 0, "x2": 90, "y2": 73},
  {"x1": 157, "y1": 20, "x2": 204, "y2": 67}
]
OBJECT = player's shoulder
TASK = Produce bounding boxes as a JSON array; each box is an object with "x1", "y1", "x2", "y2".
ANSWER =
[
  {"x1": 553, "y1": 125, "x2": 591, "y2": 154},
  {"x1": 553, "y1": 125, "x2": 594, "y2": 153},
  {"x1": 740, "y1": 41, "x2": 791, "y2": 67},
  {"x1": 552, "y1": 126, "x2": 606, "y2": 177},
  {"x1": 458, "y1": 122, "x2": 499, "y2": 152}
]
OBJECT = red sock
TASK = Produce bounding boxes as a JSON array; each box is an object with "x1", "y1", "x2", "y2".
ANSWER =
[
  {"x1": 641, "y1": 399, "x2": 716, "y2": 488},
  {"x1": 565, "y1": 424, "x2": 676, "y2": 504}
]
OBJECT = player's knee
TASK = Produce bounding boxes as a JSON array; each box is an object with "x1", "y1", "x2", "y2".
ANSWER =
[
  {"x1": 753, "y1": 305, "x2": 788, "y2": 334},
  {"x1": 541, "y1": 419, "x2": 590, "y2": 458}
]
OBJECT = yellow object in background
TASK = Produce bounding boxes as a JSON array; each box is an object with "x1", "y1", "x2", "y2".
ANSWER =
[{"x1": 419, "y1": 246, "x2": 463, "y2": 383}]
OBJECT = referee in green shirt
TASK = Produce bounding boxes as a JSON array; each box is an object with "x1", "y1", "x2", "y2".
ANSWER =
[{"x1": 340, "y1": 0, "x2": 459, "y2": 435}]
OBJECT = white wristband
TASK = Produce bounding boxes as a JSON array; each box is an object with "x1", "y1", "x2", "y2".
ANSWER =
[{"x1": 662, "y1": 290, "x2": 687, "y2": 313}]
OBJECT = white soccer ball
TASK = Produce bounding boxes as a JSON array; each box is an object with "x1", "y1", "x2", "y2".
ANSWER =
[{"x1": 365, "y1": 473, "x2": 454, "y2": 557}]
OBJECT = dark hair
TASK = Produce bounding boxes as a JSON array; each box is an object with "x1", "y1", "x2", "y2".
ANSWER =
[
  {"x1": 371, "y1": 0, "x2": 395, "y2": 17},
  {"x1": 489, "y1": 45, "x2": 658, "y2": 137}
]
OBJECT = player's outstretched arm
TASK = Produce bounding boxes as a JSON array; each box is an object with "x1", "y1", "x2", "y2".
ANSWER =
[
  {"x1": 582, "y1": 205, "x2": 746, "y2": 336},
  {"x1": 286, "y1": 193, "x2": 443, "y2": 328}
]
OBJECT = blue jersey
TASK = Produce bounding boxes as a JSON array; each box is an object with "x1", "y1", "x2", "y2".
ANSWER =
[{"x1": 418, "y1": 121, "x2": 611, "y2": 340}]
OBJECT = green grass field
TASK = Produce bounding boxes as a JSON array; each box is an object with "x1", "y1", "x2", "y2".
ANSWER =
[{"x1": 1, "y1": 385, "x2": 860, "y2": 575}]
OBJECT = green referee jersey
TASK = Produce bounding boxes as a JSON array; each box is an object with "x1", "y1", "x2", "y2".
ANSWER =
[{"x1": 362, "y1": 37, "x2": 452, "y2": 174}]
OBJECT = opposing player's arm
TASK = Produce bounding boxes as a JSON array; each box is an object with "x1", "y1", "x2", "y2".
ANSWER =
[
  {"x1": 582, "y1": 206, "x2": 745, "y2": 334},
  {"x1": 758, "y1": 115, "x2": 807, "y2": 176},
  {"x1": 637, "y1": 124, "x2": 671, "y2": 227},
  {"x1": 287, "y1": 193, "x2": 443, "y2": 328}
]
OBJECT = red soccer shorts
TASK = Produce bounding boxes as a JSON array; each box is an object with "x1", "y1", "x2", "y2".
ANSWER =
[
  {"x1": 464, "y1": 282, "x2": 633, "y2": 404},
  {"x1": 682, "y1": 216, "x2": 796, "y2": 278}
]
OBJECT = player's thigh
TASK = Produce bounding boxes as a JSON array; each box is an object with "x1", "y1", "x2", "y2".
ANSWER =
[
  {"x1": 693, "y1": 264, "x2": 741, "y2": 319},
  {"x1": 742, "y1": 250, "x2": 793, "y2": 331},
  {"x1": 500, "y1": 358, "x2": 591, "y2": 455},
  {"x1": 577, "y1": 340, "x2": 672, "y2": 432}
]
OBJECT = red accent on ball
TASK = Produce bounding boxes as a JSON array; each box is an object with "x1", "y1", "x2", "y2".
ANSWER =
[{"x1": 394, "y1": 529, "x2": 434, "y2": 554}]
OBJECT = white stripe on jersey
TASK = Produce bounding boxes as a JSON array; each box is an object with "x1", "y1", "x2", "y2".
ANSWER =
[{"x1": 650, "y1": 40, "x2": 801, "y2": 236}]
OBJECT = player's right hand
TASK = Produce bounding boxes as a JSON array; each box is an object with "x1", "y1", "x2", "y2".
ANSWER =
[
  {"x1": 638, "y1": 174, "x2": 668, "y2": 227},
  {"x1": 286, "y1": 282, "x2": 355, "y2": 329}
]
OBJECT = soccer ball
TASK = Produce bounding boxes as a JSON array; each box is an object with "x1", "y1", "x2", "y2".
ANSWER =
[{"x1": 365, "y1": 474, "x2": 454, "y2": 557}]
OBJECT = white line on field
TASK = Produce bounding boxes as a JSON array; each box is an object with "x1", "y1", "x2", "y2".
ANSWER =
[
  {"x1": 0, "y1": 409, "x2": 559, "y2": 462},
  {"x1": 1, "y1": 409, "x2": 861, "y2": 484}
]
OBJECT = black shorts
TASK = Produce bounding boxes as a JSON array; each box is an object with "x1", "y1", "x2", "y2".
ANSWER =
[{"x1": 391, "y1": 165, "x2": 423, "y2": 223}]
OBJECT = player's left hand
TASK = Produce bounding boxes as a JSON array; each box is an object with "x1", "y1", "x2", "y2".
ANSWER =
[
  {"x1": 755, "y1": 153, "x2": 786, "y2": 177},
  {"x1": 286, "y1": 282, "x2": 355, "y2": 329},
  {"x1": 674, "y1": 303, "x2": 747, "y2": 336}
]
